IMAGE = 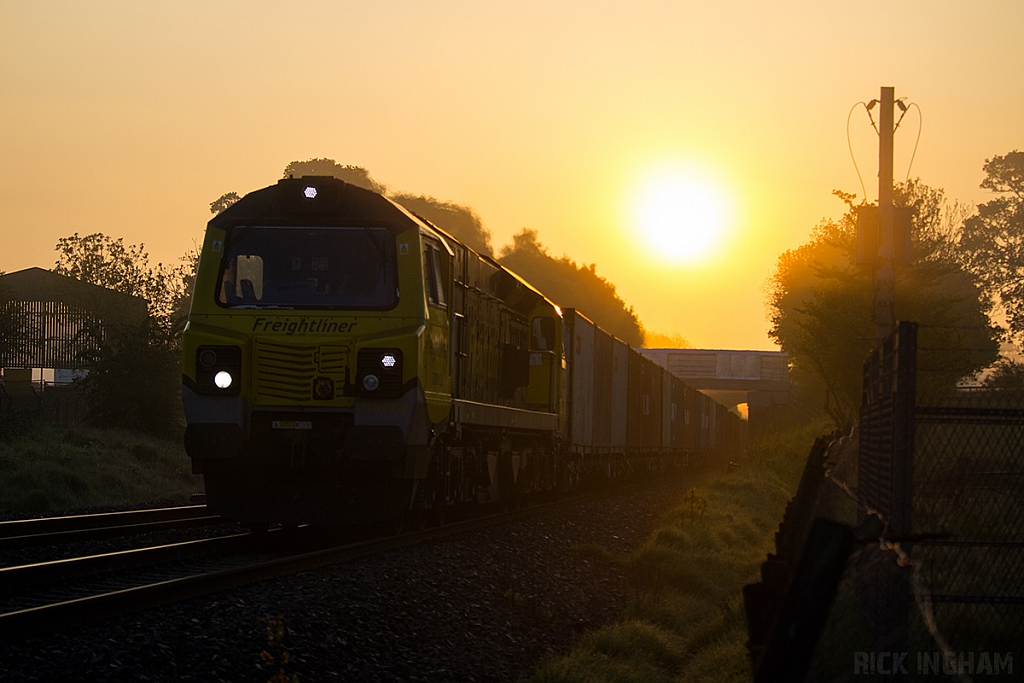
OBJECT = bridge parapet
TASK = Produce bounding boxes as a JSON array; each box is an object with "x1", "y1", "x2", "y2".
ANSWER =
[{"x1": 638, "y1": 348, "x2": 793, "y2": 436}]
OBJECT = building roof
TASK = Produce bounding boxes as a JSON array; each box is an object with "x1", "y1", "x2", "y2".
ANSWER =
[{"x1": 0, "y1": 267, "x2": 148, "y2": 318}]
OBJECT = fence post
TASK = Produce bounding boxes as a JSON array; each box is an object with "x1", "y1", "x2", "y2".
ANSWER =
[
  {"x1": 890, "y1": 321, "x2": 916, "y2": 541},
  {"x1": 857, "y1": 320, "x2": 916, "y2": 678}
]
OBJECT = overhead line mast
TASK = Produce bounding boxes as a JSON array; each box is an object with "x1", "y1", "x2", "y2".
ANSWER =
[{"x1": 875, "y1": 86, "x2": 896, "y2": 341}]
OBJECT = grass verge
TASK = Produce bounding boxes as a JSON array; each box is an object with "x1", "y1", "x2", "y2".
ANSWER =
[
  {"x1": 0, "y1": 422, "x2": 201, "y2": 514},
  {"x1": 524, "y1": 422, "x2": 827, "y2": 683}
]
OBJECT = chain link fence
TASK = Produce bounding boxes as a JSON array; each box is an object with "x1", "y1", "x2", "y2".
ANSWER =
[{"x1": 748, "y1": 322, "x2": 1022, "y2": 680}]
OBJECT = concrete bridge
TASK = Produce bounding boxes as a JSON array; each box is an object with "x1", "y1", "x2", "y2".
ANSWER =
[{"x1": 637, "y1": 348, "x2": 792, "y2": 434}]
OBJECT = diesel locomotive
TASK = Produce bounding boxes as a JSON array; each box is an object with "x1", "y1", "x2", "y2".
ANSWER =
[{"x1": 182, "y1": 176, "x2": 743, "y2": 527}]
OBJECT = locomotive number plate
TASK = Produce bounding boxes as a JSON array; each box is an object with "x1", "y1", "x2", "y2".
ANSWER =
[{"x1": 272, "y1": 420, "x2": 313, "y2": 430}]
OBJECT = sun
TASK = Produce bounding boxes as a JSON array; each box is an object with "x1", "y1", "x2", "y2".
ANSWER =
[{"x1": 631, "y1": 167, "x2": 730, "y2": 263}]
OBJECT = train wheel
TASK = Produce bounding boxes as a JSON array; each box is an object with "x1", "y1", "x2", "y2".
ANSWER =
[
  {"x1": 244, "y1": 521, "x2": 270, "y2": 549},
  {"x1": 423, "y1": 481, "x2": 447, "y2": 526},
  {"x1": 245, "y1": 521, "x2": 269, "y2": 536},
  {"x1": 387, "y1": 512, "x2": 410, "y2": 536},
  {"x1": 499, "y1": 489, "x2": 516, "y2": 513},
  {"x1": 423, "y1": 443, "x2": 449, "y2": 526},
  {"x1": 434, "y1": 496, "x2": 448, "y2": 527},
  {"x1": 406, "y1": 482, "x2": 427, "y2": 532}
]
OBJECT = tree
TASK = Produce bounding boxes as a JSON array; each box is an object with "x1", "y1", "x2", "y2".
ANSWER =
[
  {"x1": 982, "y1": 358, "x2": 1024, "y2": 389},
  {"x1": 53, "y1": 233, "x2": 191, "y2": 333},
  {"x1": 499, "y1": 229, "x2": 645, "y2": 347},
  {"x1": 642, "y1": 331, "x2": 692, "y2": 348},
  {"x1": 767, "y1": 181, "x2": 999, "y2": 424},
  {"x1": 282, "y1": 158, "x2": 387, "y2": 194},
  {"x1": 959, "y1": 151, "x2": 1024, "y2": 344},
  {"x1": 77, "y1": 316, "x2": 183, "y2": 436},
  {"x1": 167, "y1": 247, "x2": 199, "y2": 340},
  {"x1": 53, "y1": 233, "x2": 153, "y2": 299},
  {"x1": 52, "y1": 234, "x2": 194, "y2": 436},
  {"x1": 210, "y1": 192, "x2": 240, "y2": 215},
  {"x1": 391, "y1": 193, "x2": 493, "y2": 256}
]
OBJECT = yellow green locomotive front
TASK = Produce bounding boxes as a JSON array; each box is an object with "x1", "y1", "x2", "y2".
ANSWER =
[{"x1": 182, "y1": 176, "x2": 455, "y2": 525}]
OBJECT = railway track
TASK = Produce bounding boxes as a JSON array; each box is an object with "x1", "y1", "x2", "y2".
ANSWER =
[
  {"x1": 0, "y1": 474, "x2": 699, "y2": 641},
  {"x1": 0, "y1": 505, "x2": 222, "y2": 551}
]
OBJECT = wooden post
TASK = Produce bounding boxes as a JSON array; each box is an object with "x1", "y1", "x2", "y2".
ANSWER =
[{"x1": 875, "y1": 86, "x2": 896, "y2": 340}]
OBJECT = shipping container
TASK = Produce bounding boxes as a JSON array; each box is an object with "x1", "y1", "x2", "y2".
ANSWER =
[
  {"x1": 641, "y1": 357, "x2": 663, "y2": 450},
  {"x1": 565, "y1": 309, "x2": 595, "y2": 451},
  {"x1": 683, "y1": 385, "x2": 700, "y2": 454},
  {"x1": 699, "y1": 392, "x2": 712, "y2": 451},
  {"x1": 593, "y1": 327, "x2": 613, "y2": 451},
  {"x1": 626, "y1": 346, "x2": 644, "y2": 450},
  {"x1": 669, "y1": 376, "x2": 684, "y2": 451},
  {"x1": 661, "y1": 369, "x2": 672, "y2": 449},
  {"x1": 708, "y1": 397, "x2": 718, "y2": 450},
  {"x1": 611, "y1": 338, "x2": 629, "y2": 451}
]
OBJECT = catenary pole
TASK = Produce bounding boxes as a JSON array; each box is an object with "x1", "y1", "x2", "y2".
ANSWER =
[{"x1": 875, "y1": 86, "x2": 896, "y2": 340}]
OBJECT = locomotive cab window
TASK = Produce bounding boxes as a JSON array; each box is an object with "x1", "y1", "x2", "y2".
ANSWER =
[
  {"x1": 531, "y1": 317, "x2": 555, "y2": 351},
  {"x1": 217, "y1": 226, "x2": 397, "y2": 309},
  {"x1": 220, "y1": 255, "x2": 264, "y2": 302},
  {"x1": 424, "y1": 241, "x2": 447, "y2": 309}
]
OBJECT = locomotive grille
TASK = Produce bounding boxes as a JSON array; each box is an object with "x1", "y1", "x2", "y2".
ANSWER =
[
  {"x1": 253, "y1": 340, "x2": 318, "y2": 403},
  {"x1": 317, "y1": 345, "x2": 350, "y2": 372}
]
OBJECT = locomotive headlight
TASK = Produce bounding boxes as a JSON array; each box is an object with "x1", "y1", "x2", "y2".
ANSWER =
[
  {"x1": 303, "y1": 186, "x2": 318, "y2": 199},
  {"x1": 356, "y1": 348, "x2": 401, "y2": 397},
  {"x1": 194, "y1": 345, "x2": 242, "y2": 396}
]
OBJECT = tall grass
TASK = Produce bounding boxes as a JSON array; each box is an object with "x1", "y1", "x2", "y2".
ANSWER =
[
  {"x1": 525, "y1": 422, "x2": 827, "y2": 683},
  {"x1": 0, "y1": 423, "x2": 201, "y2": 514}
]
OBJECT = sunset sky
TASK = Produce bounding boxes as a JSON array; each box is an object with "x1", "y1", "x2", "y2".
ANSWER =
[{"x1": 2, "y1": 2, "x2": 1022, "y2": 350}]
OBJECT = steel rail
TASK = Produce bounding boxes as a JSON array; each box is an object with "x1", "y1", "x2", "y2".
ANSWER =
[
  {"x1": 0, "y1": 472, "x2": 703, "y2": 640},
  {"x1": 0, "y1": 534, "x2": 250, "y2": 592},
  {"x1": 0, "y1": 515, "x2": 227, "y2": 552},
  {"x1": 0, "y1": 505, "x2": 217, "y2": 543}
]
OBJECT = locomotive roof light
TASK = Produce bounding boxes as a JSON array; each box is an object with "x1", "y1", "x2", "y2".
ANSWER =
[
  {"x1": 214, "y1": 371, "x2": 233, "y2": 390},
  {"x1": 303, "y1": 186, "x2": 318, "y2": 199},
  {"x1": 381, "y1": 354, "x2": 397, "y2": 368},
  {"x1": 362, "y1": 374, "x2": 380, "y2": 391}
]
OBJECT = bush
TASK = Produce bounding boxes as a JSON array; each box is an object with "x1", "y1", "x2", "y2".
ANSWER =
[{"x1": 79, "y1": 319, "x2": 184, "y2": 438}]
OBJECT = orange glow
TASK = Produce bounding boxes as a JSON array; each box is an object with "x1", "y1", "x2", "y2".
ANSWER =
[
  {"x1": 629, "y1": 164, "x2": 732, "y2": 264},
  {"x1": 1, "y1": 4, "x2": 1022, "y2": 351}
]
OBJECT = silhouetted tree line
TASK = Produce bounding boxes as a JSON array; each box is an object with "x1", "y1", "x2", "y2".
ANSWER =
[
  {"x1": 498, "y1": 229, "x2": 645, "y2": 346},
  {"x1": 271, "y1": 158, "x2": 640, "y2": 342},
  {"x1": 767, "y1": 150, "x2": 1024, "y2": 425}
]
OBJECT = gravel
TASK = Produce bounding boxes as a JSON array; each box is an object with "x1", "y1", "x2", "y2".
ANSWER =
[{"x1": 0, "y1": 479, "x2": 697, "y2": 683}]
